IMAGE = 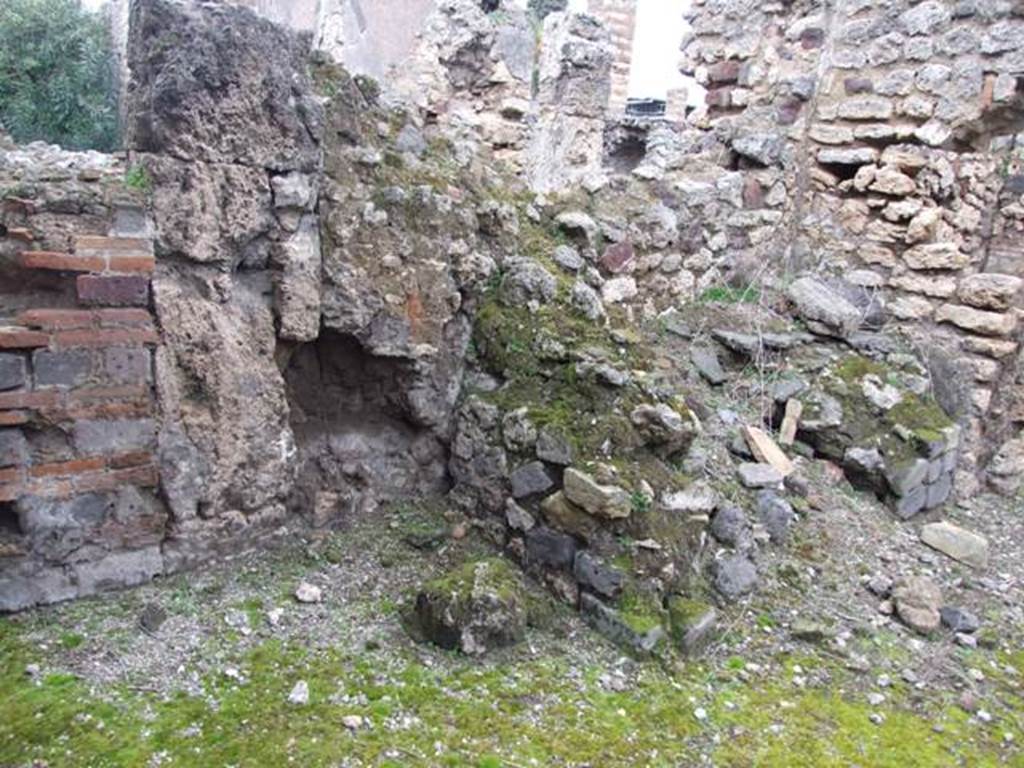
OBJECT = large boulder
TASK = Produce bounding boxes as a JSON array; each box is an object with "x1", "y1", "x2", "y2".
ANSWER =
[{"x1": 411, "y1": 559, "x2": 529, "y2": 655}]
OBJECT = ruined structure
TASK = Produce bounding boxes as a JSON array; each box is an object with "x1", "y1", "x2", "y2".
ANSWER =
[{"x1": 0, "y1": 0, "x2": 1021, "y2": 646}]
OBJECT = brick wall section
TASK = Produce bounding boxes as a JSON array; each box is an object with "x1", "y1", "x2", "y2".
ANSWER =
[
  {"x1": 588, "y1": 0, "x2": 638, "y2": 114},
  {"x1": 0, "y1": 235, "x2": 158, "y2": 503},
  {"x1": 1, "y1": 195, "x2": 164, "y2": 609}
]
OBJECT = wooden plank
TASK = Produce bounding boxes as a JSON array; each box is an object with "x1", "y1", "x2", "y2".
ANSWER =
[
  {"x1": 779, "y1": 399, "x2": 803, "y2": 447},
  {"x1": 743, "y1": 425, "x2": 795, "y2": 477}
]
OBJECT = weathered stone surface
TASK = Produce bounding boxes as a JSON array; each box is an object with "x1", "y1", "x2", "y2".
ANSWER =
[
  {"x1": 552, "y1": 244, "x2": 583, "y2": 272},
  {"x1": 501, "y1": 258, "x2": 558, "y2": 306},
  {"x1": 33, "y1": 349, "x2": 92, "y2": 389},
  {"x1": 154, "y1": 278, "x2": 294, "y2": 523},
  {"x1": 903, "y1": 243, "x2": 969, "y2": 271},
  {"x1": 737, "y1": 463, "x2": 783, "y2": 489},
  {"x1": 958, "y1": 274, "x2": 1022, "y2": 311},
  {"x1": 869, "y1": 166, "x2": 916, "y2": 196},
  {"x1": 733, "y1": 133, "x2": 783, "y2": 166},
  {"x1": 73, "y1": 419, "x2": 156, "y2": 456},
  {"x1": 510, "y1": 461, "x2": 554, "y2": 499},
  {"x1": 412, "y1": 559, "x2": 528, "y2": 656},
  {"x1": 601, "y1": 276, "x2": 638, "y2": 304},
  {"x1": 143, "y1": 155, "x2": 275, "y2": 264},
  {"x1": 126, "y1": 0, "x2": 322, "y2": 170},
  {"x1": 571, "y1": 281, "x2": 605, "y2": 320},
  {"x1": 525, "y1": 526, "x2": 577, "y2": 569},
  {"x1": 0, "y1": 430, "x2": 28, "y2": 468},
  {"x1": 756, "y1": 491, "x2": 795, "y2": 543},
  {"x1": 0, "y1": 354, "x2": 26, "y2": 391},
  {"x1": 838, "y1": 96, "x2": 894, "y2": 120},
  {"x1": 787, "y1": 277, "x2": 862, "y2": 337},
  {"x1": 536, "y1": 430, "x2": 573, "y2": 465},
  {"x1": 893, "y1": 576, "x2": 942, "y2": 634},
  {"x1": 712, "y1": 555, "x2": 759, "y2": 601},
  {"x1": 580, "y1": 592, "x2": 665, "y2": 655},
  {"x1": 505, "y1": 499, "x2": 535, "y2": 532},
  {"x1": 630, "y1": 404, "x2": 694, "y2": 457},
  {"x1": 574, "y1": 551, "x2": 623, "y2": 598},
  {"x1": 275, "y1": 215, "x2": 322, "y2": 342},
  {"x1": 920, "y1": 522, "x2": 989, "y2": 569},
  {"x1": 940, "y1": 606, "x2": 980, "y2": 634},
  {"x1": 667, "y1": 597, "x2": 717, "y2": 655},
  {"x1": 936, "y1": 304, "x2": 1017, "y2": 337},
  {"x1": 818, "y1": 147, "x2": 878, "y2": 165},
  {"x1": 294, "y1": 582, "x2": 322, "y2": 603},
  {"x1": 710, "y1": 506, "x2": 748, "y2": 548},
  {"x1": 690, "y1": 345, "x2": 726, "y2": 385},
  {"x1": 663, "y1": 482, "x2": 717, "y2": 515},
  {"x1": 600, "y1": 240, "x2": 635, "y2": 274},
  {"x1": 563, "y1": 468, "x2": 631, "y2": 519},
  {"x1": 540, "y1": 491, "x2": 599, "y2": 540}
]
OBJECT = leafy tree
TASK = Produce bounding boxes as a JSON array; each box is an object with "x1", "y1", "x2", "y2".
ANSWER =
[
  {"x1": 0, "y1": 0, "x2": 118, "y2": 151},
  {"x1": 528, "y1": 0, "x2": 569, "y2": 21}
]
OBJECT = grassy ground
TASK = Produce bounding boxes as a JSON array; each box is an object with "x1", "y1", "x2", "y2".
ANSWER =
[{"x1": 1, "y1": 503, "x2": 1021, "y2": 767}]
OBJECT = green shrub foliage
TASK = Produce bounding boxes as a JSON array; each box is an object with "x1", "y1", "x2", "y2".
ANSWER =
[{"x1": 0, "y1": 0, "x2": 119, "y2": 150}]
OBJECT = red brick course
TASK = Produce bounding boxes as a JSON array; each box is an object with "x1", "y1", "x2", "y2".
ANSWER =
[
  {"x1": 19, "y1": 249, "x2": 155, "y2": 275},
  {"x1": 0, "y1": 411, "x2": 30, "y2": 426},
  {"x1": 17, "y1": 308, "x2": 154, "y2": 331},
  {"x1": 52, "y1": 328, "x2": 159, "y2": 349},
  {"x1": 18, "y1": 251, "x2": 106, "y2": 272},
  {"x1": 0, "y1": 328, "x2": 50, "y2": 349},
  {"x1": 0, "y1": 453, "x2": 158, "y2": 500}
]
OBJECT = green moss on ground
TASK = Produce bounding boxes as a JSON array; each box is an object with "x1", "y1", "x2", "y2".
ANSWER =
[
  {"x1": 421, "y1": 558, "x2": 525, "y2": 606},
  {"x1": 1, "y1": 617, "x2": 1019, "y2": 767},
  {"x1": 820, "y1": 354, "x2": 956, "y2": 461}
]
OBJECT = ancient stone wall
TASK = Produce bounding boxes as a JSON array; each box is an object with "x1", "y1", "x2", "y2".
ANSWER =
[
  {"x1": 588, "y1": 0, "x2": 637, "y2": 114},
  {"x1": 673, "y1": 0, "x2": 1024, "y2": 495},
  {"x1": 0, "y1": 149, "x2": 164, "y2": 610},
  {"x1": 0, "y1": 0, "x2": 510, "y2": 610}
]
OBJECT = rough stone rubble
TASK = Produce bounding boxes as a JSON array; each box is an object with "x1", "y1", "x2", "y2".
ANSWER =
[{"x1": 0, "y1": 0, "x2": 1020, "y2": 663}]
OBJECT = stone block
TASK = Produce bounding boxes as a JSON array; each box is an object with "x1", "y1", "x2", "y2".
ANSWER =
[
  {"x1": 0, "y1": 429, "x2": 28, "y2": 468},
  {"x1": 525, "y1": 526, "x2": 577, "y2": 569},
  {"x1": 837, "y1": 96, "x2": 894, "y2": 120},
  {"x1": 72, "y1": 418, "x2": 157, "y2": 456},
  {"x1": 924, "y1": 473, "x2": 953, "y2": 510},
  {"x1": 509, "y1": 461, "x2": 554, "y2": 499},
  {"x1": 574, "y1": 551, "x2": 623, "y2": 599},
  {"x1": 0, "y1": 354, "x2": 27, "y2": 391},
  {"x1": 904, "y1": 243, "x2": 970, "y2": 271},
  {"x1": 33, "y1": 349, "x2": 92, "y2": 389},
  {"x1": 76, "y1": 274, "x2": 151, "y2": 307},
  {"x1": 958, "y1": 274, "x2": 1022, "y2": 312},
  {"x1": 936, "y1": 304, "x2": 1017, "y2": 337},
  {"x1": 920, "y1": 521, "x2": 988, "y2": 568},
  {"x1": 893, "y1": 485, "x2": 927, "y2": 519},
  {"x1": 103, "y1": 347, "x2": 152, "y2": 386},
  {"x1": 580, "y1": 593, "x2": 665, "y2": 655},
  {"x1": 72, "y1": 546, "x2": 164, "y2": 596}
]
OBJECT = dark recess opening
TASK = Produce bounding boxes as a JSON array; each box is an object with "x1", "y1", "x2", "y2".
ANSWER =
[
  {"x1": 0, "y1": 501, "x2": 21, "y2": 537},
  {"x1": 282, "y1": 330, "x2": 449, "y2": 524},
  {"x1": 604, "y1": 124, "x2": 651, "y2": 173}
]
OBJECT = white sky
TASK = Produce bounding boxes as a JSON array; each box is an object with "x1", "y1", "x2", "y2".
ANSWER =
[
  {"x1": 512, "y1": 0, "x2": 690, "y2": 99},
  {"x1": 86, "y1": 0, "x2": 690, "y2": 98}
]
